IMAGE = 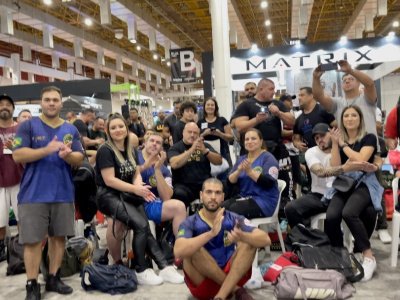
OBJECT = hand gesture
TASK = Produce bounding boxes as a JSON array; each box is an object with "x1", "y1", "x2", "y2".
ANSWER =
[
  {"x1": 241, "y1": 159, "x2": 252, "y2": 174},
  {"x1": 329, "y1": 127, "x2": 341, "y2": 145},
  {"x1": 227, "y1": 220, "x2": 242, "y2": 244},
  {"x1": 212, "y1": 129, "x2": 222, "y2": 137},
  {"x1": 154, "y1": 151, "x2": 167, "y2": 169},
  {"x1": 96, "y1": 138, "x2": 105, "y2": 145},
  {"x1": 255, "y1": 112, "x2": 268, "y2": 124},
  {"x1": 268, "y1": 103, "x2": 280, "y2": 116},
  {"x1": 210, "y1": 208, "x2": 225, "y2": 237},
  {"x1": 134, "y1": 184, "x2": 156, "y2": 202},
  {"x1": 196, "y1": 138, "x2": 207, "y2": 153},
  {"x1": 4, "y1": 138, "x2": 13, "y2": 150},
  {"x1": 337, "y1": 60, "x2": 352, "y2": 73},
  {"x1": 201, "y1": 128, "x2": 212, "y2": 137},
  {"x1": 295, "y1": 141, "x2": 308, "y2": 152},
  {"x1": 46, "y1": 136, "x2": 64, "y2": 154},
  {"x1": 313, "y1": 65, "x2": 324, "y2": 79},
  {"x1": 59, "y1": 142, "x2": 72, "y2": 159}
]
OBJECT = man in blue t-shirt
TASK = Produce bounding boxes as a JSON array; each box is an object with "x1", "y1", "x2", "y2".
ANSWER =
[
  {"x1": 13, "y1": 86, "x2": 84, "y2": 300},
  {"x1": 175, "y1": 178, "x2": 270, "y2": 300}
]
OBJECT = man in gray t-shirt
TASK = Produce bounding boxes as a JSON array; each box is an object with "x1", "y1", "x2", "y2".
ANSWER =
[{"x1": 312, "y1": 59, "x2": 378, "y2": 149}]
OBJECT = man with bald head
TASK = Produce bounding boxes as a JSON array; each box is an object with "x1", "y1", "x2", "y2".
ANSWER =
[{"x1": 168, "y1": 122, "x2": 222, "y2": 207}]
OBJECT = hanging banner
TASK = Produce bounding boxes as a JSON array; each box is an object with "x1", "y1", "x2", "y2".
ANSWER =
[{"x1": 170, "y1": 48, "x2": 196, "y2": 84}]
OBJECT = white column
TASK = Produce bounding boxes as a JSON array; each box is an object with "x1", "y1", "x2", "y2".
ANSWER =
[
  {"x1": 0, "y1": 9, "x2": 13, "y2": 35},
  {"x1": 10, "y1": 53, "x2": 20, "y2": 85},
  {"x1": 43, "y1": 25, "x2": 54, "y2": 49},
  {"x1": 99, "y1": 0, "x2": 111, "y2": 25},
  {"x1": 209, "y1": 0, "x2": 233, "y2": 119},
  {"x1": 97, "y1": 49, "x2": 105, "y2": 66},
  {"x1": 22, "y1": 43, "x2": 32, "y2": 61}
]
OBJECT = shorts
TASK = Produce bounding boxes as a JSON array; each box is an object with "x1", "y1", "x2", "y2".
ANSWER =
[
  {"x1": 0, "y1": 184, "x2": 20, "y2": 227},
  {"x1": 184, "y1": 257, "x2": 252, "y2": 300},
  {"x1": 18, "y1": 202, "x2": 75, "y2": 244},
  {"x1": 144, "y1": 199, "x2": 163, "y2": 224}
]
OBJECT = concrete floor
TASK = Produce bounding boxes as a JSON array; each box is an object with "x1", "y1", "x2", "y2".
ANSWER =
[{"x1": 0, "y1": 224, "x2": 400, "y2": 300}]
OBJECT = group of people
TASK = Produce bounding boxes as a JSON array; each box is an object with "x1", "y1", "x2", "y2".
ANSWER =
[{"x1": 0, "y1": 58, "x2": 397, "y2": 300}]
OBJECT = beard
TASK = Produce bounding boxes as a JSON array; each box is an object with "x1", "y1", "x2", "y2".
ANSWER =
[
  {"x1": 246, "y1": 93, "x2": 255, "y2": 99},
  {"x1": 0, "y1": 110, "x2": 12, "y2": 120},
  {"x1": 202, "y1": 201, "x2": 220, "y2": 212}
]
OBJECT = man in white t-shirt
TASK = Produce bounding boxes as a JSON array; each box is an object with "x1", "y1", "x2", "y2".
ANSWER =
[{"x1": 285, "y1": 123, "x2": 372, "y2": 228}]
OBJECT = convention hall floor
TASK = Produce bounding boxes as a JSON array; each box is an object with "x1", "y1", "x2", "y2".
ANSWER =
[{"x1": 0, "y1": 224, "x2": 399, "y2": 300}]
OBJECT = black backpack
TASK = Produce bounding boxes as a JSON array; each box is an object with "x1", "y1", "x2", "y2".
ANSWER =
[
  {"x1": 285, "y1": 224, "x2": 331, "y2": 251},
  {"x1": 81, "y1": 263, "x2": 138, "y2": 295},
  {"x1": 73, "y1": 160, "x2": 98, "y2": 223},
  {"x1": 6, "y1": 235, "x2": 25, "y2": 276}
]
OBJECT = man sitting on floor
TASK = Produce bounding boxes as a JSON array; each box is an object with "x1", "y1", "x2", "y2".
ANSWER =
[{"x1": 174, "y1": 178, "x2": 270, "y2": 300}]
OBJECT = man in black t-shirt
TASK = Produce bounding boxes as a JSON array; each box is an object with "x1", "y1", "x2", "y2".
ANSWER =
[
  {"x1": 73, "y1": 108, "x2": 101, "y2": 149},
  {"x1": 232, "y1": 78, "x2": 296, "y2": 202},
  {"x1": 293, "y1": 87, "x2": 336, "y2": 151},
  {"x1": 163, "y1": 100, "x2": 181, "y2": 144},
  {"x1": 88, "y1": 117, "x2": 107, "y2": 150},
  {"x1": 171, "y1": 101, "x2": 197, "y2": 144},
  {"x1": 168, "y1": 122, "x2": 222, "y2": 207},
  {"x1": 128, "y1": 108, "x2": 146, "y2": 144}
]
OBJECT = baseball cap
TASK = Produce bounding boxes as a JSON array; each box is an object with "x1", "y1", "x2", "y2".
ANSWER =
[
  {"x1": 0, "y1": 94, "x2": 15, "y2": 109},
  {"x1": 279, "y1": 93, "x2": 296, "y2": 102},
  {"x1": 312, "y1": 123, "x2": 330, "y2": 137}
]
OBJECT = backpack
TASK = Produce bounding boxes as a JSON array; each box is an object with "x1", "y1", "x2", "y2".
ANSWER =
[
  {"x1": 81, "y1": 263, "x2": 138, "y2": 295},
  {"x1": 6, "y1": 235, "x2": 25, "y2": 276},
  {"x1": 285, "y1": 224, "x2": 331, "y2": 251},
  {"x1": 274, "y1": 266, "x2": 355, "y2": 300},
  {"x1": 73, "y1": 160, "x2": 98, "y2": 223}
]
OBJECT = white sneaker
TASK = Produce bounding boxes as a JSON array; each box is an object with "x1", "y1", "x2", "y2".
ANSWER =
[
  {"x1": 378, "y1": 229, "x2": 392, "y2": 244},
  {"x1": 159, "y1": 265, "x2": 184, "y2": 284},
  {"x1": 361, "y1": 256, "x2": 376, "y2": 282},
  {"x1": 136, "y1": 268, "x2": 164, "y2": 285}
]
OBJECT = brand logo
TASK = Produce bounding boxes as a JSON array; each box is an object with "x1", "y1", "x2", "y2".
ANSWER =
[
  {"x1": 294, "y1": 288, "x2": 336, "y2": 299},
  {"x1": 63, "y1": 134, "x2": 73, "y2": 144}
]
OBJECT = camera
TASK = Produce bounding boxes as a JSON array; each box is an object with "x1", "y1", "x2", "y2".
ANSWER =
[
  {"x1": 260, "y1": 106, "x2": 267, "y2": 113},
  {"x1": 320, "y1": 62, "x2": 338, "y2": 71}
]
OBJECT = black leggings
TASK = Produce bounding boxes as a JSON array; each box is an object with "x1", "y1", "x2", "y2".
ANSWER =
[
  {"x1": 222, "y1": 197, "x2": 265, "y2": 219},
  {"x1": 97, "y1": 188, "x2": 167, "y2": 272},
  {"x1": 325, "y1": 183, "x2": 377, "y2": 253}
]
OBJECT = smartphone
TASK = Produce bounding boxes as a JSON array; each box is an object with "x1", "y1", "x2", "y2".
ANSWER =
[
  {"x1": 320, "y1": 62, "x2": 338, "y2": 71},
  {"x1": 210, "y1": 127, "x2": 216, "y2": 131},
  {"x1": 260, "y1": 106, "x2": 267, "y2": 113}
]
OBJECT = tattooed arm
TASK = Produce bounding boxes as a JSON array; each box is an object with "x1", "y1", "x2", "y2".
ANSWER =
[
  {"x1": 309, "y1": 163, "x2": 345, "y2": 178},
  {"x1": 309, "y1": 160, "x2": 372, "y2": 178}
]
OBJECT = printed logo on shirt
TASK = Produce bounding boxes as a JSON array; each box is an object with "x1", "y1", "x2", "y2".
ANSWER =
[
  {"x1": 253, "y1": 166, "x2": 263, "y2": 174},
  {"x1": 63, "y1": 133, "x2": 73, "y2": 144},
  {"x1": 268, "y1": 166, "x2": 279, "y2": 179},
  {"x1": 223, "y1": 230, "x2": 232, "y2": 247},
  {"x1": 177, "y1": 229, "x2": 185, "y2": 237},
  {"x1": 188, "y1": 149, "x2": 202, "y2": 162},
  {"x1": 149, "y1": 175, "x2": 157, "y2": 187},
  {"x1": 12, "y1": 137, "x2": 22, "y2": 148}
]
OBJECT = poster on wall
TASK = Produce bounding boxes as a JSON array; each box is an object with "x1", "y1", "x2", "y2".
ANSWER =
[{"x1": 170, "y1": 48, "x2": 196, "y2": 84}]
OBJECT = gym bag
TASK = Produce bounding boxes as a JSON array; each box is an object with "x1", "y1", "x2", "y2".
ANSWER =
[
  {"x1": 6, "y1": 235, "x2": 25, "y2": 276},
  {"x1": 263, "y1": 252, "x2": 300, "y2": 283},
  {"x1": 81, "y1": 263, "x2": 137, "y2": 295},
  {"x1": 274, "y1": 266, "x2": 355, "y2": 300},
  {"x1": 285, "y1": 224, "x2": 331, "y2": 251}
]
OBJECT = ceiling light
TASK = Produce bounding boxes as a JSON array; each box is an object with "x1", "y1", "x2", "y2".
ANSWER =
[
  {"x1": 153, "y1": 54, "x2": 158, "y2": 60},
  {"x1": 265, "y1": 20, "x2": 271, "y2": 26},
  {"x1": 339, "y1": 35, "x2": 347, "y2": 44},
  {"x1": 84, "y1": 18, "x2": 93, "y2": 26},
  {"x1": 393, "y1": 21, "x2": 399, "y2": 28},
  {"x1": 267, "y1": 33, "x2": 272, "y2": 40},
  {"x1": 136, "y1": 45, "x2": 141, "y2": 51},
  {"x1": 43, "y1": 0, "x2": 52, "y2": 5},
  {"x1": 114, "y1": 29, "x2": 124, "y2": 40},
  {"x1": 260, "y1": 1, "x2": 268, "y2": 9},
  {"x1": 129, "y1": 38, "x2": 137, "y2": 44},
  {"x1": 166, "y1": 61, "x2": 171, "y2": 67},
  {"x1": 251, "y1": 43, "x2": 258, "y2": 51},
  {"x1": 387, "y1": 31, "x2": 396, "y2": 38}
]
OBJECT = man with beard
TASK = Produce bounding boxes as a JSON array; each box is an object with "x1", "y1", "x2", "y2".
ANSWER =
[
  {"x1": 174, "y1": 178, "x2": 270, "y2": 300},
  {"x1": 0, "y1": 95, "x2": 24, "y2": 262},
  {"x1": 285, "y1": 123, "x2": 375, "y2": 228},
  {"x1": 168, "y1": 122, "x2": 222, "y2": 207},
  {"x1": 244, "y1": 82, "x2": 256, "y2": 99},
  {"x1": 13, "y1": 86, "x2": 84, "y2": 300}
]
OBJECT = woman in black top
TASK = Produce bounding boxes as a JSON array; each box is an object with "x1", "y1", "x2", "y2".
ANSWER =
[
  {"x1": 96, "y1": 113, "x2": 183, "y2": 285},
  {"x1": 198, "y1": 97, "x2": 233, "y2": 174},
  {"x1": 326, "y1": 105, "x2": 382, "y2": 282}
]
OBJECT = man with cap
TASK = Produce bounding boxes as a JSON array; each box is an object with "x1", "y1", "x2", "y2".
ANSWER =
[
  {"x1": 0, "y1": 94, "x2": 24, "y2": 262},
  {"x1": 285, "y1": 123, "x2": 375, "y2": 228}
]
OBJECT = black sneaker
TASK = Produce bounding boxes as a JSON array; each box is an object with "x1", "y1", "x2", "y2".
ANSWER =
[
  {"x1": 45, "y1": 272, "x2": 73, "y2": 294},
  {"x1": 26, "y1": 280, "x2": 41, "y2": 300}
]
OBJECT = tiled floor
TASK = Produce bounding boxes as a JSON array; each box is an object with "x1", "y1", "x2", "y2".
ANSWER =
[{"x1": 0, "y1": 224, "x2": 400, "y2": 299}]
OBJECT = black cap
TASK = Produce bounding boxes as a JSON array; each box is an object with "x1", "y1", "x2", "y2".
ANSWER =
[
  {"x1": 279, "y1": 93, "x2": 296, "y2": 102},
  {"x1": 0, "y1": 94, "x2": 14, "y2": 109},
  {"x1": 312, "y1": 123, "x2": 330, "y2": 137}
]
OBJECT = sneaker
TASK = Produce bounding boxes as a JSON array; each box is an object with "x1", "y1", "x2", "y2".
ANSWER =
[
  {"x1": 45, "y1": 272, "x2": 73, "y2": 294},
  {"x1": 26, "y1": 280, "x2": 41, "y2": 300},
  {"x1": 136, "y1": 268, "x2": 163, "y2": 285},
  {"x1": 378, "y1": 229, "x2": 392, "y2": 244},
  {"x1": 159, "y1": 265, "x2": 184, "y2": 284},
  {"x1": 361, "y1": 256, "x2": 376, "y2": 282},
  {"x1": 235, "y1": 287, "x2": 254, "y2": 300}
]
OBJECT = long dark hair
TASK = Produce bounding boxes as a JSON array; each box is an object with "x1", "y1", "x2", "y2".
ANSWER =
[{"x1": 203, "y1": 97, "x2": 219, "y2": 118}]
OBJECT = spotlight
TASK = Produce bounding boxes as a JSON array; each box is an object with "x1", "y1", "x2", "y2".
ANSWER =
[
  {"x1": 166, "y1": 61, "x2": 171, "y2": 67},
  {"x1": 114, "y1": 29, "x2": 124, "y2": 40},
  {"x1": 267, "y1": 33, "x2": 272, "y2": 40},
  {"x1": 339, "y1": 35, "x2": 347, "y2": 45},
  {"x1": 265, "y1": 20, "x2": 271, "y2": 26},
  {"x1": 84, "y1": 18, "x2": 93, "y2": 26},
  {"x1": 129, "y1": 39, "x2": 137, "y2": 44},
  {"x1": 153, "y1": 54, "x2": 158, "y2": 60},
  {"x1": 136, "y1": 45, "x2": 141, "y2": 51},
  {"x1": 43, "y1": 0, "x2": 52, "y2": 5},
  {"x1": 261, "y1": 1, "x2": 268, "y2": 9},
  {"x1": 393, "y1": 21, "x2": 399, "y2": 28},
  {"x1": 251, "y1": 43, "x2": 258, "y2": 51}
]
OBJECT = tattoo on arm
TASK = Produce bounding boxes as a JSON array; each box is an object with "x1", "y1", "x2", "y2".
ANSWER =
[{"x1": 310, "y1": 164, "x2": 344, "y2": 177}]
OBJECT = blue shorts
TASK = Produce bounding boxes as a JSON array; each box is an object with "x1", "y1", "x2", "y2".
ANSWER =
[{"x1": 144, "y1": 199, "x2": 163, "y2": 224}]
